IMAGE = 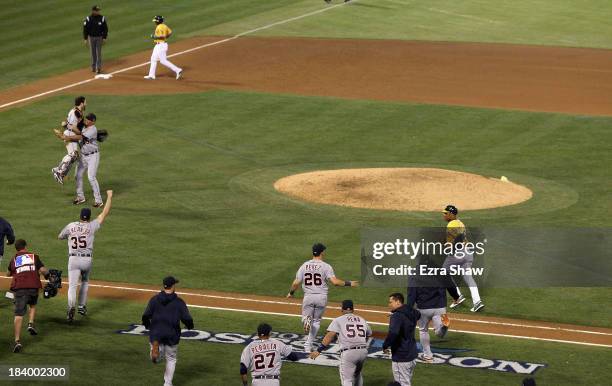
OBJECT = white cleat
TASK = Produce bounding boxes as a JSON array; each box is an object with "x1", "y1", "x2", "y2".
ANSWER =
[
  {"x1": 176, "y1": 70, "x2": 183, "y2": 80},
  {"x1": 52, "y1": 168, "x2": 64, "y2": 185},
  {"x1": 144, "y1": 76, "x2": 155, "y2": 80},
  {"x1": 470, "y1": 301, "x2": 485, "y2": 312}
]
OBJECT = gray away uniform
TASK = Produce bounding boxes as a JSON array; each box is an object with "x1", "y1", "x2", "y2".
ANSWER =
[
  {"x1": 240, "y1": 338, "x2": 293, "y2": 386},
  {"x1": 296, "y1": 259, "x2": 336, "y2": 350},
  {"x1": 327, "y1": 313, "x2": 372, "y2": 386},
  {"x1": 58, "y1": 219, "x2": 101, "y2": 309},
  {"x1": 76, "y1": 125, "x2": 102, "y2": 204}
]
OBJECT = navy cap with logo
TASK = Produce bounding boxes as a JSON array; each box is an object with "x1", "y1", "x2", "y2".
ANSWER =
[
  {"x1": 163, "y1": 276, "x2": 179, "y2": 289},
  {"x1": 257, "y1": 323, "x2": 272, "y2": 336},
  {"x1": 341, "y1": 300, "x2": 354, "y2": 311},
  {"x1": 443, "y1": 204, "x2": 458, "y2": 215},
  {"x1": 312, "y1": 243, "x2": 326, "y2": 256},
  {"x1": 80, "y1": 208, "x2": 91, "y2": 221},
  {"x1": 85, "y1": 113, "x2": 96, "y2": 122}
]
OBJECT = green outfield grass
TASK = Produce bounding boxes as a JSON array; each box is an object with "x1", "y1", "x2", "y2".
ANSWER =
[
  {"x1": 0, "y1": 91, "x2": 610, "y2": 327},
  {"x1": 0, "y1": 297, "x2": 609, "y2": 385},
  {"x1": 3, "y1": 0, "x2": 612, "y2": 90}
]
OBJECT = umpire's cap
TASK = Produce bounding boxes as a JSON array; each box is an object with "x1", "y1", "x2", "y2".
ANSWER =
[
  {"x1": 85, "y1": 113, "x2": 96, "y2": 122},
  {"x1": 522, "y1": 378, "x2": 536, "y2": 386},
  {"x1": 443, "y1": 204, "x2": 458, "y2": 215},
  {"x1": 80, "y1": 208, "x2": 91, "y2": 221},
  {"x1": 312, "y1": 243, "x2": 326, "y2": 256},
  {"x1": 163, "y1": 276, "x2": 179, "y2": 289},
  {"x1": 341, "y1": 300, "x2": 354, "y2": 311},
  {"x1": 92, "y1": 5, "x2": 101, "y2": 11},
  {"x1": 257, "y1": 323, "x2": 272, "y2": 337},
  {"x1": 153, "y1": 15, "x2": 164, "y2": 23}
]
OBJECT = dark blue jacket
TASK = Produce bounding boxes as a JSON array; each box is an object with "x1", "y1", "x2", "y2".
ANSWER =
[
  {"x1": 142, "y1": 291, "x2": 194, "y2": 346},
  {"x1": 0, "y1": 217, "x2": 15, "y2": 257},
  {"x1": 382, "y1": 304, "x2": 420, "y2": 362},
  {"x1": 407, "y1": 286, "x2": 447, "y2": 310}
]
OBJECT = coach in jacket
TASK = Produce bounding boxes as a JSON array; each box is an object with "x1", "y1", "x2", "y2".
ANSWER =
[
  {"x1": 382, "y1": 292, "x2": 420, "y2": 386},
  {"x1": 142, "y1": 276, "x2": 194, "y2": 386}
]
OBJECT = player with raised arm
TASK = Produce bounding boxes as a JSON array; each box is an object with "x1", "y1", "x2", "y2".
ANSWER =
[
  {"x1": 58, "y1": 190, "x2": 112, "y2": 322},
  {"x1": 286, "y1": 243, "x2": 358, "y2": 352}
]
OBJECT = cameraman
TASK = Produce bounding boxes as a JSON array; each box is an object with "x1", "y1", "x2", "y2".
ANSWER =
[{"x1": 7, "y1": 239, "x2": 48, "y2": 353}]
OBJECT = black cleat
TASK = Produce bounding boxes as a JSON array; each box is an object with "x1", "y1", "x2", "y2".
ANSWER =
[
  {"x1": 67, "y1": 308, "x2": 75, "y2": 323},
  {"x1": 78, "y1": 306, "x2": 87, "y2": 316},
  {"x1": 13, "y1": 341, "x2": 22, "y2": 353},
  {"x1": 27, "y1": 322, "x2": 38, "y2": 336},
  {"x1": 73, "y1": 197, "x2": 86, "y2": 205}
]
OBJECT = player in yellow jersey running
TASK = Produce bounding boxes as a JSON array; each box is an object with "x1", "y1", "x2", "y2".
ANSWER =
[
  {"x1": 144, "y1": 16, "x2": 183, "y2": 80},
  {"x1": 442, "y1": 205, "x2": 484, "y2": 312}
]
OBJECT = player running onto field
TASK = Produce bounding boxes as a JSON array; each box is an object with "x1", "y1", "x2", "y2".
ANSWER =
[{"x1": 286, "y1": 243, "x2": 358, "y2": 352}]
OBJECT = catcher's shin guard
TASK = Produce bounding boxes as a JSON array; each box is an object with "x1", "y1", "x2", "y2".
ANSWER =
[{"x1": 57, "y1": 151, "x2": 79, "y2": 176}]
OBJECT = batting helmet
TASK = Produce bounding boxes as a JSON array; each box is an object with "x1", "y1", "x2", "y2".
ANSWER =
[{"x1": 152, "y1": 15, "x2": 164, "y2": 23}]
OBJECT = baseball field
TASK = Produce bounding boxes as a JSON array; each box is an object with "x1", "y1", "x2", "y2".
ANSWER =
[{"x1": 0, "y1": 0, "x2": 611, "y2": 385}]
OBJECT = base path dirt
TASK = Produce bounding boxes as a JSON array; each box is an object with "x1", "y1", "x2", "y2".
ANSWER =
[
  {"x1": 274, "y1": 168, "x2": 533, "y2": 211},
  {"x1": 1, "y1": 276, "x2": 610, "y2": 347},
  {"x1": 3, "y1": 37, "x2": 612, "y2": 116}
]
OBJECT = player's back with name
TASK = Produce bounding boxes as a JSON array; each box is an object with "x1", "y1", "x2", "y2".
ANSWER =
[
  {"x1": 59, "y1": 220, "x2": 101, "y2": 255},
  {"x1": 298, "y1": 259, "x2": 335, "y2": 295},
  {"x1": 242, "y1": 338, "x2": 291, "y2": 377},
  {"x1": 330, "y1": 313, "x2": 371, "y2": 349}
]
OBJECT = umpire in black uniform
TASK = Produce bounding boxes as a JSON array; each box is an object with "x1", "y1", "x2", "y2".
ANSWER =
[
  {"x1": 83, "y1": 5, "x2": 108, "y2": 74},
  {"x1": 0, "y1": 216, "x2": 15, "y2": 268}
]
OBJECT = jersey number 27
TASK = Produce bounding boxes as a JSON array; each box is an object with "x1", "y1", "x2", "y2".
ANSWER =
[{"x1": 253, "y1": 352, "x2": 276, "y2": 370}]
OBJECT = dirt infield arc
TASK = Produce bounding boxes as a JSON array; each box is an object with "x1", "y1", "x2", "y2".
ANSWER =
[
  {"x1": 1, "y1": 276, "x2": 610, "y2": 348},
  {"x1": 3, "y1": 36, "x2": 612, "y2": 116}
]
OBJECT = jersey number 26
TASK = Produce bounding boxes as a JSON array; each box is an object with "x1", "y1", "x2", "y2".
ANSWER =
[{"x1": 304, "y1": 272, "x2": 323, "y2": 286}]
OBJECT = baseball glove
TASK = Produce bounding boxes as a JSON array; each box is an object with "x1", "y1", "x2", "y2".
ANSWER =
[{"x1": 97, "y1": 129, "x2": 109, "y2": 142}]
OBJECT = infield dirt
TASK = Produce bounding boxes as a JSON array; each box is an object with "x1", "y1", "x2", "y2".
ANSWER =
[{"x1": 3, "y1": 37, "x2": 612, "y2": 116}]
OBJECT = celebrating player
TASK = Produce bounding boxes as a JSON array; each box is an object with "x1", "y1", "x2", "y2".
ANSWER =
[
  {"x1": 58, "y1": 190, "x2": 112, "y2": 322},
  {"x1": 441, "y1": 205, "x2": 484, "y2": 312},
  {"x1": 310, "y1": 300, "x2": 372, "y2": 386},
  {"x1": 54, "y1": 113, "x2": 104, "y2": 207},
  {"x1": 240, "y1": 323, "x2": 298, "y2": 385},
  {"x1": 286, "y1": 243, "x2": 358, "y2": 353},
  {"x1": 52, "y1": 96, "x2": 86, "y2": 185}
]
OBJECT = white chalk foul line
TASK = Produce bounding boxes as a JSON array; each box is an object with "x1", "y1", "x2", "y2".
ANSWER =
[
  {"x1": 84, "y1": 282, "x2": 612, "y2": 337},
  {"x1": 185, "y1": 304, "x2": 612, "y2": 348},
  {"x1": 0, "y1": 0, "x2": 354, "y2": 110}
]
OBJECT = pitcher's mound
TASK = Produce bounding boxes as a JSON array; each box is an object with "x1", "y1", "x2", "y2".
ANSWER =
[{"x1": 274, "y1": 168, "x2": 532, "y2": 211}]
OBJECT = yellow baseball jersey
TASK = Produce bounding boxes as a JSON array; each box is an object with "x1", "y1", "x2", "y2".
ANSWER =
[
  {"x1": 446, "y1": 219, "x2": 466, "y2": 243},
  {"x1": 153, "y1": 24, "x2": 172, "y2": 43}
]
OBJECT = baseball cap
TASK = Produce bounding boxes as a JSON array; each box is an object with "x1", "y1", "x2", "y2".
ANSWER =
[
  {"x1": 312, "y1": 243, "x2": 326, "y2": 256},
  {"x1": 443, "y1": 204, "x2": 458, "y2": 215},
  {"x1": 85, "y1": 113, "x2": 96, "y2": 121},
  {"x1": 522, "y1": 378, "x2": 537, "y2": 386},
  {"x1": 92, "y1": 5, "x2": 101, "y2": 11},
  {"x1": 163, "y1": 276, "x2": 179, "y2": 289},
  {"x1": 341, "y1": 300, "x2": 354, "y2": 311},
  {"x1": 80, "y1": 208, "x2": 91, "y2": 221},
  {"x1": 257, "y1": 323, "x2": 272, "y2": 336}
]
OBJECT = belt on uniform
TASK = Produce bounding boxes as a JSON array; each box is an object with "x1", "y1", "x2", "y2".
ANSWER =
[
  {"x1": 253, "y1": 375, "x2": 280, "y2": 380},
  {"x1": 69, "y1": 253, "x2": 91, "y2": 257},
  {"x1": 339, "y1": 345, "x2": 367, "y2": 353},
  {"x1": 82, "y1": 150, "x2": 98, "y2": 156}
]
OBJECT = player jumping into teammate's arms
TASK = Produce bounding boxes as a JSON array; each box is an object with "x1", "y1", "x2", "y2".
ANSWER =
[
  {"x1": 286, "y1": 243, "x2": 358, "y2": 353},
  {"x1": 52, "y1": 96, "x2": 86, "y2": 185}
]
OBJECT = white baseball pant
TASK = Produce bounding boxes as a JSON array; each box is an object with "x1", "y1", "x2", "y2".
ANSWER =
[{"x1": 147, "y1": 42, "x2": 181, "y2": 78}]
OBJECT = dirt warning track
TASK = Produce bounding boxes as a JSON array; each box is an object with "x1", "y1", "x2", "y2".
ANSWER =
[
  {"x1": 2, "y1": 37, "x2": 612, "y2": 116},
  {"x1": 1, "y1": 277, "x2": 610, "y2": 348}
]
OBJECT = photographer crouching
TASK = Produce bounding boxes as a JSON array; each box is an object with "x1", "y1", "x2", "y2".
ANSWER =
[{"x1": 7, "y1": 239, "x2": 57, "y2": 353}]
